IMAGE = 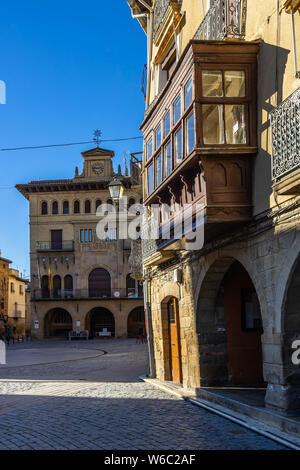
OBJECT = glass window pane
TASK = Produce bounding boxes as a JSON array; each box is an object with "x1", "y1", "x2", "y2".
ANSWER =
[
  {"x1": 225, "y1": 71, "x2": 245, "y2": 97},
  {"x1": 184, "y1": 78, "x2": 193, "y2": 109},
  {"x1": 84, "y1": 229, "x2": 88, "y2": 242},
  {"x1": 146, "y1": 137, "x2": 153, "y2": 160},
  {"x1": 202, "y1": 70, "x2": 223, "y2": 97},
  {"x1": 203, "y1": 104, "x2": 225, "y2": 144},
  {"x1": 80, "y1": 230, "x2": 84, "y2": 243},
  {"x1": 155, "y1": 125, "x2": 162, "y2": 149},
  {"x1": 165, "y1": 142, "x2": 172, "y2": 178},
  {"x1": 175, "y1": 128, "x2": 183, "y2": 166},
  {"x1": 147, "y1": 164, "x2": 154, "y2": 195},
  {"x1": 186, "y1": 113, "x2": 195, "y2": 154},
  {"x1": 225, "y1": 105, "x2": 246, "y2": 144},
  {"x1": 173, "y1": 95, "x2": 181, "y2": 125},
  {"x1": 89, "y1": 229, "x2": 93, "y2": 242},
  {"x1": 156, "y1": 154, "x2": 162, "y2": 186},
  {"x1": 164, "y1": 111, "x2": 170, "y2": 138}
]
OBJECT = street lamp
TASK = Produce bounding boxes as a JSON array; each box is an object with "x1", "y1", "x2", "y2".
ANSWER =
[{"x1": 108, "y1": 177, "x2": 124, "y2": 206}]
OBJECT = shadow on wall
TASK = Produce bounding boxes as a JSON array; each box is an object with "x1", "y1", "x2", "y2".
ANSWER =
[{"x1": 253, "y1": 41, "x2": 289, "y2": 214}]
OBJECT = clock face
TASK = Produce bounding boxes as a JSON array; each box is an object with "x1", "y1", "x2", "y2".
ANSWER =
[{"x1": 92, "y1": 162, "x2": 104, "y2": 175}]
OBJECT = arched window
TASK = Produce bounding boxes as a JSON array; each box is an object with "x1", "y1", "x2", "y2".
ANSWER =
[
  {"x1": 88, "y1": 268, "x2": 111, "y2": 298},
  {"x1": 96, "y1": 200, "x2": 102, "y2": 211},
  {"x1": 41, "y1": 202, "x2": 48, "y2": 215},
  {"x1": 52, "y1": 201, "x2": 59, "y2": 215},
  {"x1": 41, "y1": 275, "x2": 49, "y2": 298},
  {"x1": 74, "y1": 200, "x2": 80, "y2": 214},
  {"x1": 64, "y1": 275, "x2": 73, "y2": 298},
  {"x1": 53, "y1": 275, "x2": 61, "y2": 298},
  {"x1": 85, "y1": 200, "x2": 91, "y2": 214},
  {"x1": 126, "y1": 274, "x2": 136, "y2": 297},
  {"x1": 63, "y1": 201, "x2": 69, "y2": 214}
]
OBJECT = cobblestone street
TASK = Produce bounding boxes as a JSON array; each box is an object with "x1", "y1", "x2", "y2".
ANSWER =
[{"x1": 0, "y1": 339, "x2": 286, "y2": 450}]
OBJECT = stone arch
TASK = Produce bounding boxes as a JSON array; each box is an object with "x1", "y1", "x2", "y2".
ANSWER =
[
  {"x1": 196, "y1": 257, "x2": 264, "y2": 386},
  {"x1": 44, "y1": 308, "x2": 73, "y2": 338},
  {"x1": 127, "y1": 306, "x2": 145, "y2": 338},
  {"x1": 85, "y1": 307, "x2": 115, "y2": 338}
]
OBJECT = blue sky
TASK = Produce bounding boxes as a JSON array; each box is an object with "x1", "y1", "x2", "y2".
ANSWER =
[{"x1": 0, "y1": 0, "x2": 146, "y2": 277}]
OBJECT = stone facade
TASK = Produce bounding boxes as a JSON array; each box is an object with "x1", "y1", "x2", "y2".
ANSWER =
[
  {"x1": 16, "y1": 147, "x2": 144, "y2": 340},
  {"x1": 129, "y1": 0, "x2": 300, "y2": 413},
  {"x1": 7, "y1": 269, "x2": 28, "y2": 337},
  {"x1": 0, "y1": 255, "x2": 11, "y2": 335}
]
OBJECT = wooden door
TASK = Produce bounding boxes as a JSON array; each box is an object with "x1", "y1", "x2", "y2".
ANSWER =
[{"x1": 168, "y1": 298, "x2": 182, "y2": 384}]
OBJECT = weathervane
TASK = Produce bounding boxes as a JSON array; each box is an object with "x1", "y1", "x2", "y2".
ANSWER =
[{"x1": 93, "y1": 129, "x2": 102, "y2": 147}]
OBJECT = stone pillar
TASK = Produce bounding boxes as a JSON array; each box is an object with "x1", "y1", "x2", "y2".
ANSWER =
[{"x1": 263, "y1": 333, "x2": 300, "y2": 414}]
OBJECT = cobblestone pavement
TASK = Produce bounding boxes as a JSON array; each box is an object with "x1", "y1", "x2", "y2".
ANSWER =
[{"x1": 0, "y1": 339, "x2": 286, "y2": 450}]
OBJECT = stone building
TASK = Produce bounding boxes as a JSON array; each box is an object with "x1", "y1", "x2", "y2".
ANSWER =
[
  {"x1": 16, "y1": 147, "x2": 144, "y2": 340},
  {"x1": 7, "y1": 268, "x2": 28, "y2": 337},
  {"x1": 128, "y1": 0, "x2": 300, "y2": 415},
  {"x1": 0, "y1": 253, "x2": 12, "y2": 335}
]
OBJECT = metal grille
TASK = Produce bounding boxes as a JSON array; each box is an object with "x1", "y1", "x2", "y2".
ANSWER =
[
  {"x1": 271, "y1": 88, "x2": 300, "y2": 182},
  {"x1": 194, "y1": 0, "x2": 247, "y2": 41}
]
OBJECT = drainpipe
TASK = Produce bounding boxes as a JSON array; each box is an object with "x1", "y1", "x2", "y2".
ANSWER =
[
  {"x1": 144, "y1": 268, "x2": 155, "y2": 378},
  {"x1": 290, "y1": 3, "x2": 300, "y2": 78}
]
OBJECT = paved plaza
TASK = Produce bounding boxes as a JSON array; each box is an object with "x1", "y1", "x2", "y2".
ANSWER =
[{"x1": 0, "y1": 339, "x2": 287, "y2": 450}]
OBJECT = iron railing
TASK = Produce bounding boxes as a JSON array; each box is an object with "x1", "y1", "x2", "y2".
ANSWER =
[
  {"x1": 31, "y1": 287, "x2": 143, "y2": 301},
  {"x1": 271, "y1": 88, "x2": 300, "y2": 182},
  {"x1": 194, "y1": 0, "x2": 247, "y2": 41},
  {"x1": 36, "y1": 241, "x2": 75, "y2": 252}
]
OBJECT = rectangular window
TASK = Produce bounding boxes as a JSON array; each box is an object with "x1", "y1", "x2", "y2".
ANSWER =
[
  {"x1": 164, "y1": 111, "x2": 170, "y2": 138},
  {"x1": 80, "y1": 230, "x2": 84, "y2": 243},
  {"x1": 225, "y1": 105, "x2": 246, "y2": 144},
  {"x1": 19, "y1": 285, "x2": 23, "y2": 295},
  {"x1": 147, "y1": 163, "x2": 154, "y2": 195},
  {"x1": 89, "y1": 229, "x2": 93, "y2": 242},
  {"x1": 156, "y1": 153, "x2": 162, "y2": 187},
  {"x1": 175, "y1": 128, "x2": 183, "y2": 166},
  {"x1": 203, "y1": 104, "x2": 225, "y2": 144},
  {"x1": 155, "y1": 124, "x2": 162, "y2": 150},
  {"x1": 225, "y1": 71, "x2": 245, "y2": 97},
  {"x1": 186, "y1": 113, "x2": 195, "y2": 154},
  {"x1": 146, "y1": 137, "x2": 153, "y2": 160},
  {"x1": 202, "y1": 70, "x2": 223, "y2": 97},
  {"x1": 84, "y1": 229, "x2": 88, "y2": 242},
  {"x1": 184, "y1": 77, "x2": 193, "y2": 109},
  {"x1": 173, "y1": 95, "x2": 181, "y2": 125},
  {"x1": 164, "y1": 142, "x2": 172, "y2": 178}
]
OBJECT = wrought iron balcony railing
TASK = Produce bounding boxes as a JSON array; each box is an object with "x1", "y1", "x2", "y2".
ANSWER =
[
  {"x1": 194, "y1": 0, "x2": 247, "y2": 41},
  {"x1": 271, "y1": 88, "x2": 300, "y2": 182},
  {"x1": 36, "y1": 241, "x2": 75, "y2": 252},
  {"x1": 31, "y1": 287, "x2": 143, "y2": 301}
]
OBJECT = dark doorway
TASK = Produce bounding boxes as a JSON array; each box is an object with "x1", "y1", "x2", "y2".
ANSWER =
[
  {"x1": 88, "y1": 268, "x2": 111, "y2": 298},
  {"x1": 127, "y1": 306, "x2": 145, "y2": 338},
  {"x1": 223, "y1": 262, "x2": 264, "y2": 385},
  {"x1": 88, "y1": 308, "x2": 115, "y2": 338},
  {"x1": 51, "y1": 230, "x2": 62, "y2": 250},
  {"x1": 44, "y1": 309, "x2": 72, "y2": 338}
]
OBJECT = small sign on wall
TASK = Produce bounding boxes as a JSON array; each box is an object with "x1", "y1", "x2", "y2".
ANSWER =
[{"x1": 34, "y1": 320, "x2": 39, "y2": 329}]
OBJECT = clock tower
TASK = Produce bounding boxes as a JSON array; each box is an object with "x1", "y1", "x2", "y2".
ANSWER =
[{"x1": 75, "y1": 147, "x2": 115, "y2": 180}]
